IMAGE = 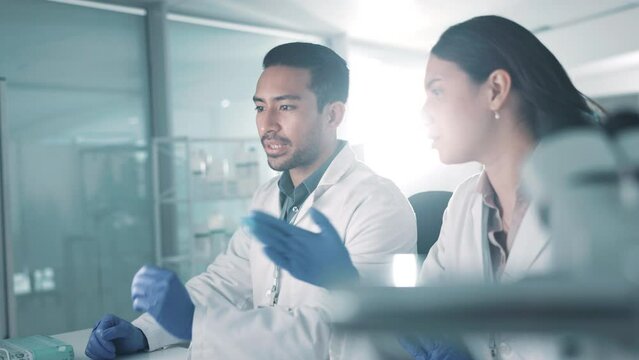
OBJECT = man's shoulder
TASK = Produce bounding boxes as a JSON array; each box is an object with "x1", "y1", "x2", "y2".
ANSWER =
[
  {"x1": 245, "y1": 175, "x2": 280, "y2": 206},
  {"x1": 255, "y1": 175, "x2": 280, "y2": 193},
  {"x1": 333, "y1": 160, "x2": 408, "y2": 205}
]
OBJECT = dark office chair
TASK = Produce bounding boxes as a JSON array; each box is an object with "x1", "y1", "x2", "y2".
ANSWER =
[{"x1": 408, "y1": 191, "x2": 453, "y2": 256}]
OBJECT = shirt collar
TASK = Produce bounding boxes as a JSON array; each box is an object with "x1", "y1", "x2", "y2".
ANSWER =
[
  {"x1": 475, "y1": 170, "x2": 530, "y2": 210},
  {"x1": 278, "y1": 140, "x2": 347, "y2": 203},
  {"x1": 278, "y1": 171, "x2": 296, "y2": 200},
  {"x1": 476, "y1": 171, "x2": 498, "y2": 209}
]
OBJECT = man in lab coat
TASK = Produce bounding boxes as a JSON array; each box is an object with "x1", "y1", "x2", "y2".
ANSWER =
[{"x1": 85, "y1": 42, "x2": 416, "y2": 359}]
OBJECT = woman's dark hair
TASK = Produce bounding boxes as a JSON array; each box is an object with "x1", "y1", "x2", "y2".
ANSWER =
[
  {"x1": 431, "y1": 15, "x2": 597, "y2": 139},
  {"x1": 604, "y1": 110, "x2": 639, "y2": 138},
  {"x1": 263, "y1": 42, "x2": 349, "y2": 110}
]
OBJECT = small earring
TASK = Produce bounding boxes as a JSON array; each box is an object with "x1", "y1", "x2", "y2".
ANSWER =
[{"x1": 494, "y1": 111, "x2": 500, "y2": 120}]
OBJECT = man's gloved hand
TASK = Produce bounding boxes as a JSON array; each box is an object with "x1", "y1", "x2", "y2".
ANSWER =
[
  {"x1": 85, "y1": 314, "x2": 147, "y2": 360},
  {"x1": 398, "y1": 336, "x2": 473, "y2": 360},
  {"x1": 244, "y1": 208, "x2": 359, "y2": 289},
  {"x1": 131, "y1": 265, "x2": 194, "y2": 340}
]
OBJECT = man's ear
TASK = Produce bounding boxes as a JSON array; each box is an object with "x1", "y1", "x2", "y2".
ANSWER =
[
  {"x1": 325, "y1": 102, "x2": 346, "y2": 128},
  {"x1": 486, "y1": 69, "x2": 512, "y2": 112}
]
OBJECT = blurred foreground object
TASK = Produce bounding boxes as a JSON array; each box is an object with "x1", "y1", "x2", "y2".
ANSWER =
[{"x1": 331, "y1": 112, "x2": 639, "y2": 357}]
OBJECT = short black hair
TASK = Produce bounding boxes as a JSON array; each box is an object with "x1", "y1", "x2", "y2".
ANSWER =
[{"x1": 263, "y1": 42, "x2": 349, "y2": 109}]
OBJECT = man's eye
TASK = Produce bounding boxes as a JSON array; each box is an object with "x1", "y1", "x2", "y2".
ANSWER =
[
  {"x1": 431, "y1": 89, "x2": 443, "y2": 96},
  {"x1": 280, "y1": 105, "x2": 295, "y2": 111},
  {"x1": 255, "y1": 106, "x2": 264, "y2": 112}
]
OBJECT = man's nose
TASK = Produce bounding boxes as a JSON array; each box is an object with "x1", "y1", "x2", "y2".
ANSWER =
[{"x1": 258, "y1": 108, "x2": 281, "y2": 133}]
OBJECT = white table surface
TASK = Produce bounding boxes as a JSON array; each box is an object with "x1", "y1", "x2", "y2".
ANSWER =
[{"x1": 53, "y1": 329, "x2": 188, "y2": 359}]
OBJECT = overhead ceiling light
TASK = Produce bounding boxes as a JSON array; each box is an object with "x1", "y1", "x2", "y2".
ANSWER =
[
  {"x1": 350, "y1": 0, "x2": 422, "y2": 39},
  {"x1": 570, "y1": 50, "x2": 639, "y2": 77},
  {"x1": 46, "y1": 0, "x2": 146, "y2": 15}
]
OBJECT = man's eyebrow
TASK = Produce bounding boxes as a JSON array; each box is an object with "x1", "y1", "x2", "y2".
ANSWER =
[
  {"x1": 253, "y1": 95, "x2": 301, "y2": 102},
  {"x1": 426, "y1": 78, "x2": 442, "y2": 89},
  {"x1": 274, "y1": 95, "x2": 301, "y2": 101}
]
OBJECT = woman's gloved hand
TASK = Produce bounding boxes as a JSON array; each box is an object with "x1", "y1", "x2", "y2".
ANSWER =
[{"x1": 398, "y1": 336, "x2": 473, "y2": 360}]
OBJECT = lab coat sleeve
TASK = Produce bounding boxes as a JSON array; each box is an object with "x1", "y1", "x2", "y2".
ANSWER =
[
  {"x1": 418, "y1": 205, "x2": 450, "y2": 285},
  {"x1": 184, "y1": 225, "x2": 254, "y2": 309},
  {"x1": 342, "y1": 180, "x2": 418, "y2": 285},
  {"x1": 190, "y1": 297, "x2": 332, "y2": 359},
  {"x1": 418, "y1": 174, "x2": 478, "y2": 285},
  {"x1": 133, "y1": 226, "x2": 254, "y2": 351},
  {"x1": 330, "y1": 180, "x2": 418, "y2": 359},
  {"x1": 188, "y1": 179, "x2": 417, "y2": 359},
  {"x1": 132, "y1": 313, "x2": 185, "y2": 351}
]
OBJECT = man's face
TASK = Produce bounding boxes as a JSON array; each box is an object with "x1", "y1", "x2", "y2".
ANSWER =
[{"x1": 253, "y1": 65, "x2": 327, "y2": 172}]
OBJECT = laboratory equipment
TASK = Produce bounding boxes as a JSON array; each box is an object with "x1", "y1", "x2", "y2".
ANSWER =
[
  {"x1": 152, "y1": 137, "x2": 261, "y2": 280},
  {"x1": 1, "y1": 335, "x2": 73, "y2": 360}
]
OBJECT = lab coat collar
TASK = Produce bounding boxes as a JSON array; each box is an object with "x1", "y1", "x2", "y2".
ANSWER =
[
  {"x1": 500, "y1": 207, "x2": 550, "y2": 282},
  {"x1": 471, "y1": 193, "x2": 492, "y2": 282},
  {"x1": 471, "y1": 183, "x2": 550, "y2": 284},
  {"x1": 286, "y1": 141, "x2": 356, "y2": 225},
  {"x1": 314, "y1": 141, "x2": 355, "y2": 191}
]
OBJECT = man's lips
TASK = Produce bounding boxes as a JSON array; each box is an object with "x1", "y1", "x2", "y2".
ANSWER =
[{"x1": 262, "y1": 138, "x2": 290, "y2": 156}]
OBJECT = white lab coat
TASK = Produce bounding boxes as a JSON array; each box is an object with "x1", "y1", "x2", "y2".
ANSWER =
[
  {"x1": 419, "y1": 172, "x2": 561, "y2": 360},
  {"x1": 134, "y1": 144, "x2": 417, "y2": 359}
]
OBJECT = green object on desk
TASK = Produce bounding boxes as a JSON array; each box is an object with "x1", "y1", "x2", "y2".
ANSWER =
[{"x1": 0, "y1": 335, "x2": 74, "y2": 360}]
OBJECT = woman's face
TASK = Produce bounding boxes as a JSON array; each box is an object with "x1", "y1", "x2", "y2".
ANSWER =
[{"x1": 423, "y1": 55, "x2": 498, "y2": 164}]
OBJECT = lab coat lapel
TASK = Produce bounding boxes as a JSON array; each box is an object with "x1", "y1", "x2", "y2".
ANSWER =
[
  {"x1": 292, "y1": 144, "x2": 356, "y2": 226},
  {"x1": 263, "y1": 182, "x2": 281, "y2": 217},
  {"x1": 471, "y1": 195, "x2": 494, "y2": 283},
  {"x1": 501, "y1": 208, "x2": 550, "y2": 283}
]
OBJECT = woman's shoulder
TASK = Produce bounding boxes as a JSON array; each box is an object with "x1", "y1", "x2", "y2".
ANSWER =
[
  {"x1": 452, "y1": 172, "x2": 483, "y2": 199},
  {"x1": 445, "y1": 172, "x2": 483, "y2": 214}
]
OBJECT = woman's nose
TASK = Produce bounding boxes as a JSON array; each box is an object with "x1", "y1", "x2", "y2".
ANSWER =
[{"x1": 421, "y1": 102, "x2": 433, "y2": 126}]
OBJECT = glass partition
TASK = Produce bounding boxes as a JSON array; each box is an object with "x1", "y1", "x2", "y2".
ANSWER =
[
  {"x1": 0, "y1": 0, "x2": 152, "y2": 336},
  {"x1": 164, "y1": 18, "x2": 317, "y2": 279}
]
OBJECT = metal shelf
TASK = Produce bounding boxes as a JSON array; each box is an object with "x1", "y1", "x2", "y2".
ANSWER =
[
  {"x1": 152, "y1": 136, "x2": 260, "y2": 279},
  {"x1": 158, "y1": 195, "x2": 254, "y2": 204}
]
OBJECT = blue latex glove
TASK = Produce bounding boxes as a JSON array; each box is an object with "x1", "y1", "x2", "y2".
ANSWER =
[
  {"x1": 398, "y1": 336, "x2": 473, "y2": 360},
  {"x1": 131, "y1": 265, "x2": 194, "y2": 340},
  {"x1": 85, "y1": 314, "x2": 147, "y2": 360},
  {"x1": 244, "y1": 208, "x2": 359, "y2": 288}
]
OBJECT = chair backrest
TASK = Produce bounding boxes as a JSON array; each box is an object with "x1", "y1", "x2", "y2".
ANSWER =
[{"x1": 408, "y1": 191, "x2": 453, "y2": 255}]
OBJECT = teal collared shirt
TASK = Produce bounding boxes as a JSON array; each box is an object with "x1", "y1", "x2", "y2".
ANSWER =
[{"x1": 278, "y1": 140, "x2": 346, "y2": 222}]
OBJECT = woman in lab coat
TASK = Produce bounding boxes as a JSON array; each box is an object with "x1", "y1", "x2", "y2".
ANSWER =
[
  {"x1": 414, "y1": 15, "x2": 598, "y2": 359},
  {"x1": 247, "y1": 15, "x2": 599, "y2": 360},
  {"x1": 420, "y1": 12, "x2": 594, "y2": 283}
]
